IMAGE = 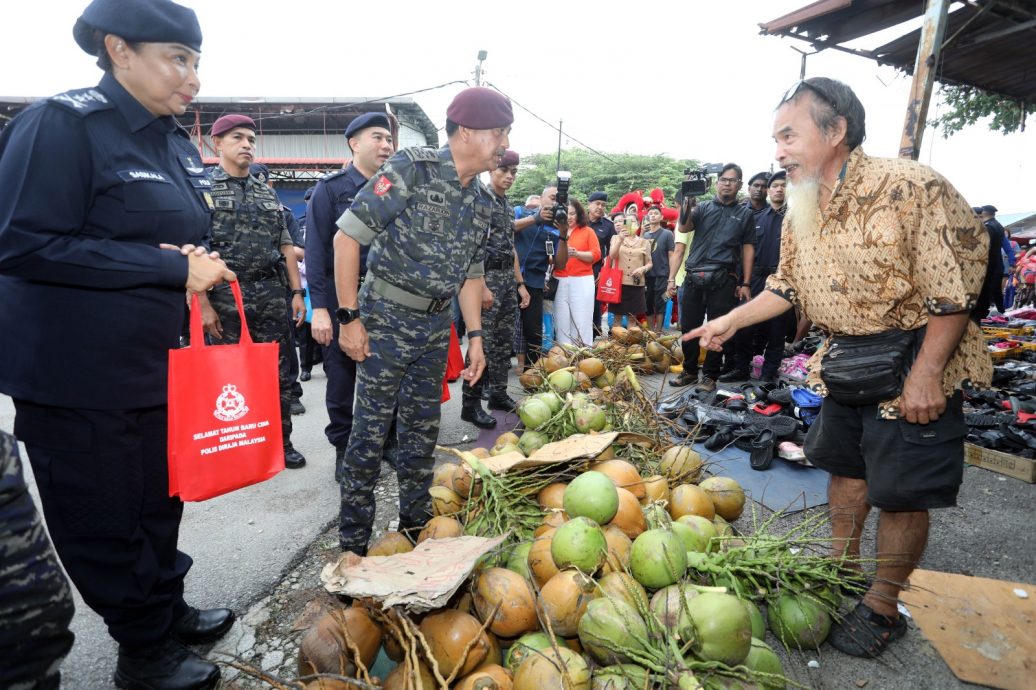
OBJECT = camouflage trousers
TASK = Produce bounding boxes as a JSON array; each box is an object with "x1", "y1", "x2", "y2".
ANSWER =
[
  {"x1": 339, "y1": 291, "x2": 451, "y2": 553},
  {"x1": 462, "y1": 267, "x2": 516, "y2": 400},
  {"x1": 0, "y1": 431, "x2": 74, "y2": 690},
  {"x1": 210, "y1": 278, "x2": 294, "y2": 447}
]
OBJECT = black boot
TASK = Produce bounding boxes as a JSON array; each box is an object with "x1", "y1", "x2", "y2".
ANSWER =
[
  {"x1": 487, "y1": 391, "x2": 517, "y2": 412},
  {"x1": 284, "y1": 444, "x2": 306, "y2": 469},
  {"x1": 114, "y1": 637, "x2": 219, "y2": 690},
  {"x1": 334, "y1": 445, "x2": 347, "y2": 483},
  {"x1": 461, "y1": 397, "x2": 496, "y2": 429},
  {"x1": 172, "y1": 607, "x2": 235, "y2": 645}
]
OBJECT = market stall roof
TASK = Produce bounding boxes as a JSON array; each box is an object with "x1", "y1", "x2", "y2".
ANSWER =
[{"x1": 759, "y1": 0, "x2": 1036, "y2": 102}]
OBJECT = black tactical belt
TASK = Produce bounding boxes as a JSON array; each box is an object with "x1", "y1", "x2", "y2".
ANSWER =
[
  {"x1": 485, "y1": 258, "x2": 511, "y2": 270},
  {"x1": 236, "y1": 268, "x2": 278, "y2": 282},
  {"x1": 369, "y1": 276, "x2": 451, "y2": 314}
]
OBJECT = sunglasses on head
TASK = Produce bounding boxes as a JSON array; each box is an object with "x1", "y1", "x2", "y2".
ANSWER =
[{"x1": 781, "y1": 79, "x2": 836, "y2": 108}]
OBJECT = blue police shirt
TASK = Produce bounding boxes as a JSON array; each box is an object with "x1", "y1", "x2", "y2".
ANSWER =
[
  {"x1": 752, "y1": 205, "x2": 786, "y2": 294},
  {"x1": 305, "y1": 164, "x2": 369, "y2": 311},
  {"x1": 0, "y1": 73, "x2": 212, "y2": 408},
  {"x1": 513, "y1": 209, "x2": 560, "y2": 290}
]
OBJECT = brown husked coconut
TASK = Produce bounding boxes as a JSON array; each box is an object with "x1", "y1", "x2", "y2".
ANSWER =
[
  {"x1": 606, "y1": 487, "x2": 647, "y2": 540},
  {"x1": 641, "y1": 475, "x2": 670, "y2": 505},
  {"x1": 645, "y1": 340, "x2": 667, "y2": 362},
  {"x1": 452, "y1": 463, "x2": 481, "y2": 498},
  {"x1": 419, "y1": 609, "x2": 491, "y2": 678},
  {"x1": 590, "y1": 459, "x2": 645, "y2": 500},
  {"x1": 472, "y1": 568, "x2": 538, "y2": 638},
  {"x1": 297, "y1": 608, "x2": 382, "y2": 678},
  {"x1": 527, "y1": 529, "x2": 559, "y2": 587},
  {"x1": 432, "y1": 462, "x2": 460, "y2": 490},
  {"x1": 659, "y1": 445, "x2": 703, "y2": 484},
  {"x1": 537, "y1": 482, "x2": 567, "y2": 510},
  {"x1": 538, "y1": 569, "x2": 597, "y2": 637},
  {"x1": 303, "y1": 680, "x2": 355, "y2": 690},
  {"x1": 597, "y1": 571, "x2": 650, "y2": 613},
  {"x1": 610, "y1": 325, "x2": 629, "y2": 343},
  {"x1": 595, "y1": 444, "x2": 616, "y2": 461},
  {"x1": 577, "y1": 357, "x2": 606, "y2": 379},
  {"x1": 601, "y1": 525, "x2": 632, "y2": 575},
  {"x1": 383, "y1": 657, "x2": 435, "y2": 690},
  {"x1": 519, "y1": 369, "x2": 545, "y2": 391},
  {"x1": 669, "y1": 484, "x2": 716, "y2": 521},
  {"x1": 626, "y1": 326, "x2": 644, "y2": 344},
  {"x1": 470, "y1": 446, "x2": 492, "y2": 459},
  {"x1": 574, "y1": 371, "x2": 593, "y2": 391},
  {"x1": 456, "y1": 664, "x2": 514, "y2": 690},
  {"x1": 417, "y1": 515, "x2": 464, "y2": 542},
  {"x1": 539, "y1": 510, "x2": 568, "y2": 531},
  {"x1": 483, "y1": 631, "x2": 503, "y2": 667},
  {"x1": 542, "y1": 354, "x2": 568, "y2": 374},
  {"x1": 430, "y1": 485, "x2": 465, "y2": 516},
  {"x1": 512, "y1": 644, "x2": 590, "y2": 690},
  {"x1": 366, "y1": 531, "x2": 414, "y2": 557},
  {"x1": 699, "y1": 476, "x2": 746, "y2": 522}
]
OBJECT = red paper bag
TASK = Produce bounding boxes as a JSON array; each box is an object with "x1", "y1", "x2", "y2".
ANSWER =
[
  {"x1": 442, "y1": 323, "x2": 464, "y2": 402},
  {"x1": 167, "y1": 281, "x2": 284, "y2": 501},
  {"x1": 596, "y1": 261, "x2": 623, "y2": 304}
]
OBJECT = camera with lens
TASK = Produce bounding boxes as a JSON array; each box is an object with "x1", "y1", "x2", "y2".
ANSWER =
[
  {"x1": 552, "y1": 171, "x2": 572, "y2": 225},
  {"x1": 681, "y1": 168, "x2": 709, "y2": 198}
]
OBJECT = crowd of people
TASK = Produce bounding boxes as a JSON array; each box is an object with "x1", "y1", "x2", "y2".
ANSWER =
[{"x1": 0, "y1": 0, "x2": 1003, "y2": 688}]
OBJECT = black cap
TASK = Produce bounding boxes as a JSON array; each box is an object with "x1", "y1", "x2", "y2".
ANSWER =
[
  {"x1": 74, "y1": 0, "x2": 202, "y2": 55},
  {"x1": 345, "y1": 112, "x2": 392, "y2": 139},
  {"x1": 981, "y1": 205, "x2": 998, "y2": 215},
  {"x1": 972, "y1": 206, "x2": 983, "y2": 215},
  {"x1": 588, "y1": 191, "x2": 608, "y2": 203},
  {"x1": 748, "y1": 171, "x2": 769, "y2": 187},
  {"x1": 767, "y1": 170, "x2": 786, "y2": 186}
]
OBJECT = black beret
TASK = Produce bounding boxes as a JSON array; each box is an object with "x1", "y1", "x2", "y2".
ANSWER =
[
  {"x1": 588, "y1": 191, "x2": 608, "y2": 203},
  {"x1": 498, "y1": 150, "x2": 520, "y2": 168},
  {"x1": 211, "y1": 114, "x2": 256, "y2": 137},
  {"x1": 249, "y1": 163, "x2": 270, "y2": 184},
  {"x1": 446, "y1": 87, "x2": 513, "y2": 130},
  {"x1": 982, "y1": 205, "x2": 998, "y2": 214},
  {"x1": 74, "y1": 0, "x2": 202, "y2": 54},
  {"x1": 767, "y1": 170, "x2": 787, "y2": 186},
  {"x1": 345, "y1": 112, "x2": 392, "y2": 139},
  {"x1": 748, "y1": 171, "x2": 770, "y2": 187}
]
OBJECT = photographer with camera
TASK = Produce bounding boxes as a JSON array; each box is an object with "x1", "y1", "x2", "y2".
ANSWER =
[
  {"x1": 667, "y1": 163, "x2": 755, "y2": 391},
  {"x1": 514, "y1": 182, "x2": 570, "y2": 368}
]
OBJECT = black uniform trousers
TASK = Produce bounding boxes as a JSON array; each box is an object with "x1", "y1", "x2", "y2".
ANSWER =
[
  {"x1": 679, "y1": 273, "x2": 738, "y2": 381},
  {"x1": 13, "y1": 401, "x2": 191, "y2": 649},
  {"x1": 520, "y1": 286, "x2": 545, "y2": 365}
]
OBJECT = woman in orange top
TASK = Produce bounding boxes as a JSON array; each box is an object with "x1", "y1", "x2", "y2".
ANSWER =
[{"x1": 554, "y1": 198, "x2": 602, "y2": 345}]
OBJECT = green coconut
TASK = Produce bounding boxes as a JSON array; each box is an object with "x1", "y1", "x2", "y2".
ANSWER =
[
  {"x1": 533, "y1": 391, "x2": 564, "y2": 414},
  {"x1": 577, "y1": 597, "x2": 649, "y2": 666},
  {"x1": 551, "y1": 517, "x2": 608, "y2": 574},
  {"x1": 546, "y1": 368, "x2": 576, "y2": 393},
  {"x1": 519, "y1": 397, "x2": 553, "y2": 430},
  {"x1": 629, "y1": 529, "x2": 687, "y2": 589},
  {"x1": 505, "y1": 541, "x2": 534, "y2": 580},
  {"x1": 572, "y1": 403, "x2": 607, "y2": 433},
  {"x1": 685, "y1": 591, "x2": 753, "y2": 666},
  {"x1": 767, "y1": 593, "x2": 832, "y2": 650},
  {"x1": 744, "y1": 638, "x2": 785, "y2": 690},
  {"x1": 563, "y1": 471, "x2": 619, "y2": 525},
  {"x1": 518, "y1": 430, "x2": 550, "y2": 456}
]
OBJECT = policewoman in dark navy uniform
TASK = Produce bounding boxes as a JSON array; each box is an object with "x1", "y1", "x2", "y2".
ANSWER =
[{"x1": 0, "y1": 1, "x2": 236, "y2": 688}]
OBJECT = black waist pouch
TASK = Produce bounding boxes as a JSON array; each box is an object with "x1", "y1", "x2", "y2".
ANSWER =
[
  {"x1": 820, "y1": 328, "x2": 924, "y2": 406},
  {"x1": 686, "y1": 266, "x2": 729, "y2": 290}
]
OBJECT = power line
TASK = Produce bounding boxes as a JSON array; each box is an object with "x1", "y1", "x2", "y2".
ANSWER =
[{"x1": 486, "y1": 82, "x2": 619, "y2": 165}]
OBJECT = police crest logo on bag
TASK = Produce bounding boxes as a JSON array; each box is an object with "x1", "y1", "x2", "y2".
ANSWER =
[
  {"x1": 605, "y1": 277, "x2": 613, "y2": 288},
  {"x1": 213, "y1": 384, "x2": 249, "y2": 422}
]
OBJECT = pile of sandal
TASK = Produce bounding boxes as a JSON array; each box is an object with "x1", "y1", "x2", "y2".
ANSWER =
[{"x1": 657, "y1": 382, "x2": 820, "y2": 471}]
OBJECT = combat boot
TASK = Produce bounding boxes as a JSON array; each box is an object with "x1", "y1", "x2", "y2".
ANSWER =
[
  {"x1": 461, "y1": 396, "x2": 496, "y2": 429},
  {"x1": 487, "y1": 391, "x2": 517, "y2": 412},
  {"x1": 284, "y1": 444, "x2": 306, "y2": 469},
  {"x1": 113, "y1": 637, "x2": 219, "y2": 690}
]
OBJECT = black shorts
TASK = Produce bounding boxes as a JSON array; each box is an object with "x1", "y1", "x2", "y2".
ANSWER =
[
  {"x1": 645, "y1": 275, "x2": 668, "y2": 315},
  {"x1": 803, "y1": 391, "x2": 967, "y2": 511}
]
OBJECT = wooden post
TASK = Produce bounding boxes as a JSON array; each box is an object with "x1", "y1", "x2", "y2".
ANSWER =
[{"x1": 899, "y1": 0, "x2": 950, "y2": 159}]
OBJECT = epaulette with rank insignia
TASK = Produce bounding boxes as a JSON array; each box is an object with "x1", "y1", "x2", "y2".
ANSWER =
[
  {"x1": 321, "y1": 168, "x2": 350, "y2": 182},
  {"x1": 48, "y1": 87, "x2": 115, "y2": 116},
  {"x1": 402, "y1": 147, "x2": 439, "y2": 163}
]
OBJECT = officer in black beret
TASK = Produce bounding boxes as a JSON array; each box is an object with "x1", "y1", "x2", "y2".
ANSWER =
[{"x1": 0, "y1": 1, "x2": 235, "y2": 688}]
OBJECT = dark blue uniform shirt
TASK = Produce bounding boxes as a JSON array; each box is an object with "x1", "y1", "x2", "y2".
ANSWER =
[
  {"x1": 513, "y1": 211, "x2": 560, "y2": 290},
  {"x1": 305, "y1": 164, "x2": 369, "y2": 311},
  {"x1": 589, "y1": 217, "x2": 615, "y2": 272},
  {"x1": 752, "y1": 205, "x2": 786, "y2": 294},
  {"x1": 0, "y1": 73, "x2": 211, "y2": 409}
]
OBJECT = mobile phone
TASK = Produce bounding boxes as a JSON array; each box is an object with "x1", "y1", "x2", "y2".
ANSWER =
[{"x1": 545, "y1": 240, "x2": 555, "y2": 256}]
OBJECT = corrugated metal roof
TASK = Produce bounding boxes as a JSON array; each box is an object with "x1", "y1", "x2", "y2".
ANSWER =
[{"x1": 759, "y1": 0, "x2": 1036, "y2": 102}]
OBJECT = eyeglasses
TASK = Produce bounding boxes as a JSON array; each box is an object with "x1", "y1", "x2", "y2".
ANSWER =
[
  {"x1": 717, "y1": 177, "x2": 741, "y2": 185},
  {"x1": 781, "y1": 79, "x2": 835, "y2": 108}
]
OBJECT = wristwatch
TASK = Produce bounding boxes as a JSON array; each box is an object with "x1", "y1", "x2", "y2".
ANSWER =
[
  {"x1": 740, "y1": 283, "x2": 750, "y2": 287},
  {"x1": 336, "y1": 306, "x2": 360, "y2": 324},
  {"x1": 467, "y1": 330, "x2": 484, "y2": 339},
  {"x1": 291, "y1": 288, "x2": 305, "y2": 296}
]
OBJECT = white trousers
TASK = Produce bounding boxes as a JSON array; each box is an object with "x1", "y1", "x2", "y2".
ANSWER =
[{"x1": 554, "y1": 274, "x2": 595, "y2": 346}]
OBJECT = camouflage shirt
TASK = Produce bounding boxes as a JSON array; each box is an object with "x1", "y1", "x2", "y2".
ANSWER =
[
  {"x1": 336, "y1": 144, "x2": 490, "y2": 299},
  {"x1": 207, "y1": 166, "x2": 291, "y2": 274},
  {"x1": 485, "y1": 190, "x2": 515, "y2": 261}
]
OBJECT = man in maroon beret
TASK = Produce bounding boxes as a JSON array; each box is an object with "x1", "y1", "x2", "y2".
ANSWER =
[{"x1": 330, "y1": 87, "x2": 514, "y2": 554}]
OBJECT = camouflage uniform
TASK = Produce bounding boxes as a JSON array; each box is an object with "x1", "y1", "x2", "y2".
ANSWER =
[
  {"x1": 206, "y1": 168, "x2": 295, "y2": 451},
  {"x1": 0, "y1": 431, "x2": 75, "y2": 690},
  {"x1": 462, "y1": 190, "x2": 517, "y2": 402},
  {"x1": 336, "y1": 145, "x2": 490, "y2": 552}
]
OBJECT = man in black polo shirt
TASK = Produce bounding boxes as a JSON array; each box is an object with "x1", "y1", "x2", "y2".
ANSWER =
[
  {"x1": 666, "y1": 163, "x2": 755, "y2": 391},
  {"x1": 587, "y1": 191, "x2": 615, "y2": 337}
]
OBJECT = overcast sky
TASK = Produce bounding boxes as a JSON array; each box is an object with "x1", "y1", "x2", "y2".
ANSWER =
[{"x1": 2, "y1": 0, "x2": 1033, "y2": 214}]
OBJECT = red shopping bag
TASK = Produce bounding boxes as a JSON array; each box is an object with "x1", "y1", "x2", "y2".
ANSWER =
[
  {"x1": 442, "y1": 323, "x2": 464, "y2": 402},
  {"x1": 596, "y1": 260, "x2": 623, "y2": 304},
  {"x1": 167, "y1": 281, "x2": 284, "y2": 501}
]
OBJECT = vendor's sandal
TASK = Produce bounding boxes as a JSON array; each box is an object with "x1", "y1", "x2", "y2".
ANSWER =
[{"x1": 827, "y1": 602, "x2": 907, "y2": 658}]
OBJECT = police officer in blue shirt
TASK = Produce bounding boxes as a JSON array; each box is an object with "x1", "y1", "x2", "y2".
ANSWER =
[
  {"x1": 0, "y1": 2, "x2": 235, "y2": 688},
  {"x1": 305, "y1": 112, "x2": 396, "y2": 480}
]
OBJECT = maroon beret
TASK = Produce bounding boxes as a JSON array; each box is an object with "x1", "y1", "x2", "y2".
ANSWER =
[
  {"x1": 498, "y1": 150, "x2": 520, "y2": 168},
  {"x1": 446, "y1": 87, "x2": 513, "y2": 130},
  {"x1": 210, "y1": 114, "x2": 256, "y2": 137}
]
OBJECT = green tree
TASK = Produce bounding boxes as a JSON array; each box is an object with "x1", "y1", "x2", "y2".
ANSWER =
[
  {"x1": 931, "y1": 84, "x2": 1029, "y2": 137},
  {"x1": 508, "y1": 149, "x2": 709, "y2": 212}
]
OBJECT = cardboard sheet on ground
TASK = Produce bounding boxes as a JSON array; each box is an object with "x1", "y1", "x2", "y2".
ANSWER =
[
  {"x1": 460, "y1": 431, "x2": 622, "y2": 474},
  {"x1": 694, "y1": 442, "x2": 829, "y2": 512},
  {"x1": 900, "y1": 569, "x2": 1035, "y2": 690},
  {"x1": 320, "y1": 534, "x2": 507, "y2": 612}
]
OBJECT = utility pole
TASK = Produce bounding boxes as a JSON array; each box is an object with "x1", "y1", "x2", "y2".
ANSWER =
[
  {"x1": 474, "y1": 50, "x2": 488, "y2": 86},
  {"x1": 556, "y1": 120, "x2": 563, "y2": 172},
  {"x1": 899, "y1": 0, "x2": 949, "y2": 160}
]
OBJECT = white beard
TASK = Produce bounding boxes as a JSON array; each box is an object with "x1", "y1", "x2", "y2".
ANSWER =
[{"x1": 785, "y1": 176, "x2": 821, "y2": 234}]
